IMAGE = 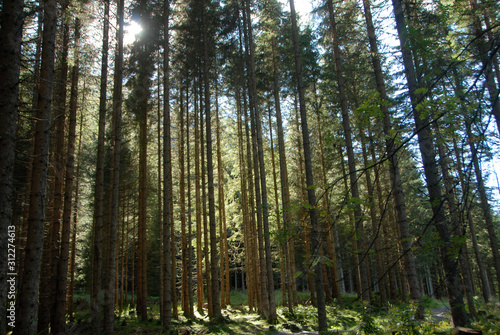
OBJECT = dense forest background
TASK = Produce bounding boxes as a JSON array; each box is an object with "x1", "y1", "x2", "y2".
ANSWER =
[{"x1": 1, "y1": 0, "x2": 500, "y2": 333}]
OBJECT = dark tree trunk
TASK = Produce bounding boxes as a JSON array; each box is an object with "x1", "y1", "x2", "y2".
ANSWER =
[
  {"x1": 361, "y1": 0, "x2": 422, "y2": 315},
  {"x1": 272, "y1": 39, "x2": 294, "y2": 312},
  {"x1": 0, "y1": 1, "x2": 24, "y2": 333},
  {"x1": 52, "y1": 18, "x2": 81, "y2": 334},
  {"x1": 391, "y1": 0, "x2": 469, "y2": 326},
  {"x1": 162, "y1": 0, "x2": 172, "y2": 328},
  {"x1": 91, "y1": 1, "x2": 110, "y2": 331},
  {"x1": 104, "y1": 0, "x2": 124, "y2": 331},
  {"x1": 15, "y1": 0, "x2": 57, "y2": 333},
  {"x1": 202, "y1": 0, "x2": 222, "y2": 320}
]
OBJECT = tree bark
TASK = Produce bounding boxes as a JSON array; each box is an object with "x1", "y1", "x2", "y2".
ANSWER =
[
  {"x1": 289, "y1": 0, "x2": 327, "y2": 330},
  {"x1": 271, "y1": 39, "x2": 294, "y2": 312},
  {"x1": 15, "y1": 0, "x2": 57, "y2": 333},
  {"x1": 162, "y1": 0, "x2": 173, "y2": 329},
  {"x1": 103, "y1": 0, "x2": 124, "y2": 331},
  {"x1": 179, "y1": 85, "x2": 189, "y2": 316},
  {"x1": 391, "y1": 0, "x2": 469, "y2": 326},
  {"x1": 0, "y1": 0, "x2": 24, "y2": 333},
  {"x1": 452, "y1": 137, "x2": 491, "y2": 302},
  {"x1": 202, "y1": 0, "x2": 222, "y2": 320},
  {"x1": 91, "y1": 0, "x2": 109, "y2": 331},
  {"x1": 38, "y1": 18, "x2": 69, "y2": 334},
  {"x1": 327, "y1": 0, "x2": 370, "y2": 304},
  {"x1": 466, "y1": 120, "x2": 500, "y2": 299},
  {"x1": 194, "y1": 79, "x2": 205, "y2": 314},
  {"x1": 68, "y1": 104, "x2": 84, "y2": 322},
  {"x1": 434, "y1": 122, "x2": 477, "y2": 320},
  {"x1": 52, "y1": 18, "x2": 81, "y2": 334}
]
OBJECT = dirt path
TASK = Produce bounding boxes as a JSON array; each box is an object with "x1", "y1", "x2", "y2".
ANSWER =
[{"x1": 430, "y1": 305, "x2": 451, "y2": 323}]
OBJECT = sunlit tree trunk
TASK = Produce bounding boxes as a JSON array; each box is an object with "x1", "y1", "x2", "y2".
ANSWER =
[
  {"x1": 241, "y1": 6, "x2": 261, "y2": 313},
  {"x1": 244, "y1": 0, "x2": 276, "y2": 320},
  {"x1": 268, "y1": 106, "x2": 286, "y2": 308},
  {"x1": 237, "y1": 87, "x2": 253, "y2": 311},
  {"x1": 202, "y1": 0, "x2": 222, "y2": 320},
  {"x1": 271, "y1": 40, "x2": 294, "y2": 311},
  {"x1": 392, "y1": 0, "x2": 468, "y2": 326},
  {"x1": 327, "y1": 0, "x2": 370, "y2": 304},
  {"x1": 289, "y1": 0, "x2": 327, "y2": 329},
  {"x1": 215, "y1": 83, "x2": 226, "y2": 309},
  {"x1": 361, "y1": 0, "x2": 425, "y2": 311}
]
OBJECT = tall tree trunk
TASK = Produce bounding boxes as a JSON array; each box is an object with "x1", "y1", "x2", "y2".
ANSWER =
[
  {"x1": 268, "y1": 106, "x2": 286, "y2": 308},
  {"x1": 271, "y1": 40, "x2": 295, "y2": 310},
  {"x1": 434, "y1": 122, "x2": 477, "y2": 320},
  {"x1": 215, "y1": 84, "x2": 231, "y2": 308},
  {"x1": 316, "y1": 111, "x2": 341, "y2": 303},
  {"x1": 137, "y1": 72, "x2": 149, "y2": 322},
  {"x1": 362, "y1": 0, "x2": 424, "y2": 313},
  {"x1": 466, "y1": 120, "x2": 500, "y2": 298},
  {"x1": 162, "y1": 0, "x2": 173, "y2": 329},
  {"x1": 104, "y1": 0, "x2": 124, "y2": 331},
  {"x1": 391, "y1": 0, "x2": 469, "y2": 326},
  {"x1": 327, "y1": 0, "x2": 370, "y2": 304},
  {"x1": 468, "y1": 0, "x2": 500, "y2": 136},
  {"x1": 15, "y1": 0, "x2": 57, "y2": 333},
  {"x1": 202, "y1": 0, "x2": 222, "y2": 320},
  {"x1": 244, "y1": 97, "x2": 260, "y2": 312},
  {"x1": 68, "y1": 105, "x2": 84, "y2": 322},
  {"x1": 39, "y1": 18, "x2": 69, "y2": 333},
  {"x1": 358, "y1": 126, "x2": 388, "y2": 307},
  {"x1": 201, "y1": 78, "x2": 212, "y2": 317},
  {"x1": 237, "y1": 86, "x2": 254, "y2": 312},
  {"x1": 452, "y1": 137, "x2": 491, "y2": 302},
  {"x1": 0, "y1": 0, "x2": 24, "y2": 332},
  {"x1": 53, "y1": 18, "x2": 81, "y2": 334},
  {"x1": 243, "y1": 0, "x2": 276, "y2": 320},
  {"x1": 156, "y1": 54, "x2": 164, "y2": 320},
  {"x1": 91, "y1": 0, "x2": 110, "y2": 331},
  {"x1": 186, "y1": 86, "x2": 195, "y2": 317},
  {"x1": 179, "y1": 85, "x2": 189, "y2": 316},
  {"x1": 195, "y1": 80, "x2": 204, "y2": 314},
  {"x1": 289, "y1": 0, "x2": 327, "y2": 330}
]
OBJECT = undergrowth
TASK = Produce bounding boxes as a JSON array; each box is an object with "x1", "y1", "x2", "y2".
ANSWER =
[{"x1": 67, "y1": 292, "x2": 500, "y2": 334}]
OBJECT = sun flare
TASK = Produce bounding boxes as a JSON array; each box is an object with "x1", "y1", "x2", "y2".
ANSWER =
[{"x1": 124, "y1": 20, "x2": 142, "y2": 45}]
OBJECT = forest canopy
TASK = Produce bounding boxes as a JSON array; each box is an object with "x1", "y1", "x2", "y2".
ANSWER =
[{"x1": 0, "y1": 0, "x2": 499, "y2": 334}]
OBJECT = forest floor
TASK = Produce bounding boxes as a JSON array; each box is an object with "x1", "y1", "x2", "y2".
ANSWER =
[{"x1": 67, "y1": 293, "x2": 500, "y2": 334}]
